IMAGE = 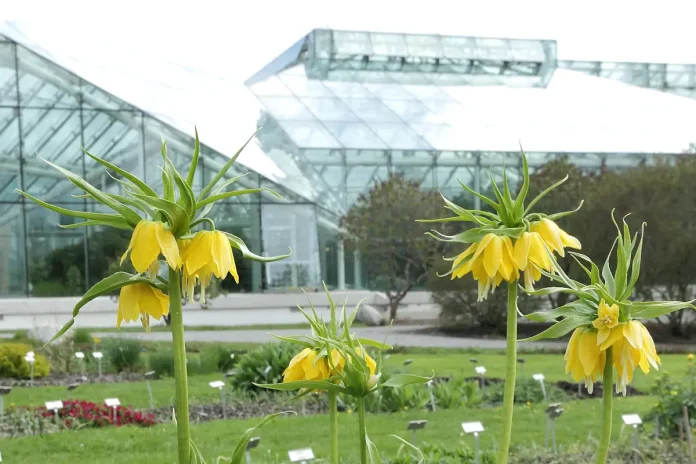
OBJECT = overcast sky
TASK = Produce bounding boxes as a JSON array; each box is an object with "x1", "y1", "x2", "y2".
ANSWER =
[{"x1": 3, "y1": 1, "x2": 696, "y2": 182}]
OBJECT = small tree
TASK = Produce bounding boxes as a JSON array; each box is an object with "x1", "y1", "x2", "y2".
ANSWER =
[{"x1": 340, "y1": 174, "x2": 442, "y2": 321}]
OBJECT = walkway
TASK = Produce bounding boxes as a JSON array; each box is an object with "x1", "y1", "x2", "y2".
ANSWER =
[{"x1": 94, "y1": 325, "x2": 567, "y2": 350}]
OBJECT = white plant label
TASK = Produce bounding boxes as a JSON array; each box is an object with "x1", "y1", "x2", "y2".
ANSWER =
[
  {"x1": 532, "y1": 373, "x2": 545, "y2": 381},
  {"x1": 622, "y1": 414, "x2": 642, "y2": 425},
  {"x1": 475, "y1": 366, "x2": 486, "y2": 375},
  {"x1": 45, "y1": 400, "x2": 64, "y2": 411},
  {"x1": 92, "y1": 352, "x2": 103, "y2": 359},
  {"x1": 209, "y1": 381, "x2": 225, "y2": 389},
  {"x1": 75, "y1": 352, "x2": 85, "y2": 359},
  {"x1": 105, "y1": 398, "x2": 120, "y2": 407},
  {"x1": 288, "y1": 448, "x2": 315, "y2": 461},
  {"x1": 462, "y1": 421, "x2": 484, "y2": 434}
]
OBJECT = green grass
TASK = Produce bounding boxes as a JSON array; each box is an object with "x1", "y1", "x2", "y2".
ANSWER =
[
  {"x1": 383, "y1": 351, "x2": 692, "y2": 391},
  {"x1": 4, "y1": 373, "x2": 233, "y2": 409},
  {"x1": 0, "y1": 396, "x2": 657, "y2": 463}
]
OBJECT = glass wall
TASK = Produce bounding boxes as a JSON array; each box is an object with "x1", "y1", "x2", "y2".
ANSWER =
[{"x1": 0, "y1": 38, "x2": 338, "y2": 297}]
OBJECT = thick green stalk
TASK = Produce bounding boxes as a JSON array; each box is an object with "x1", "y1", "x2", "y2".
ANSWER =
[
  {"x1": 328, "y1": 391, "x2": 339, "y2": 464},
  {"x1": 596, "y1": 347, "x2": 614, "y2": 464},
  {"x1": 169, "y1": 270, "x2": 190, "y2": 464},
  {"x1": 358, "y1": 397, "x2": 367, "y2": 464},
  {"x1": 498, "y1": 282, "x2": 518, "y2": 464}
]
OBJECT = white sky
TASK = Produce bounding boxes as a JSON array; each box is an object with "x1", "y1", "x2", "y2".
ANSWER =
[{"x1": 2, "y1": 0, "x2": 696, "y2": 185}]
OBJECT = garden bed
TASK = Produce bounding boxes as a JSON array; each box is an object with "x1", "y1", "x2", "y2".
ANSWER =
[{"x1": 0, "y1": 372, "x2": 149, "y2": 388}]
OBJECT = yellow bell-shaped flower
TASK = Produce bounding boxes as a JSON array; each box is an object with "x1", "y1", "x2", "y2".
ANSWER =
[
  {"x1": 283, "y1": 348, "x2": 332, "y2": 382},
  {"x1": 183, "y1": 230, "x2": 239, "y2": 303},
  {"x1": 120, "y1": 220, "x2": 181, "y2": 275},
  {"x1": 565, "y1": 327, "x2": 606, "y2": 393},
  {"x1": 598, "y1": 320, "x2": 660, "y2": 395},
  {"x1": 530, "y1": 219, "x2": 581, "y2": 258},
  {"x1": 451, "y1": 233, "x2": 518, "y2": 301},
  {"x1": 116, "y1": 283, "x2": 169, "y2": 328},
  {"x1": 512, "y1": 231, "x2": 555, "y2": 291}
]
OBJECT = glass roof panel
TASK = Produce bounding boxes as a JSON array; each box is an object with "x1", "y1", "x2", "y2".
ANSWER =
[
  {"x1": 323, "y1": 122, "x2": 386, "y2": 149},
  {"x1": 301, "y1": 97, "x2": 360, "y2": 121},
  {"x1": 321, "y1": 80, "x2": 373, "y2": 98},
  {"x1": 277, "y1": 120, "x2": 341, "y2": 148},
  {"x1": 406, "y1": 34, "x2": 444, "y2": 58},
  {"x1": 400, "y1": 84, "x2": 452, "y2": 100},
  {"x1": 381, "y1": 99, "x2": 444, "y2": 123},
  {"x1": 0, "y1": 42, "x2": 17, "y2": 106},
  {"x1": 369, "y1": 32, "x2": 408, "y2": 56},
  {"x1": 411, "y1": 123, "x2": 470, "y2": 151},
  {"x1": 332, "y1": 31, "x2": 374, "y2": 55},
  {"x1": 341, "y1": 98, "x2": 401, "y2": 123},
  {"x1": 247, "y1": 76, "x2": 293, "y2": 96},
  {"x1": 279, "y1": 75, "x2": 333, "y2": 97},
  {"x1": 259, "y1": 95, "x2": 315, "y2": 120},
  {"x1": 362, "y1": 82, "x2": 413, "y2": 99},
  {"x1": 369, "y1": 123, "x2": 431, "y2": 150}
]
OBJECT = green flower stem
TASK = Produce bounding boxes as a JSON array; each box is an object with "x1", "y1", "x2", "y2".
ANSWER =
[
  {"x1": 358, "y1": 397, "x2": 367, "y2": 464},
  {"x1": 169, "y1": 270, "x2": 190, "y2": 464},
  {"x1": 498, "y1": 282, "x2": 518, "y2": 464},
  {"x1": 596, "y1": 346, "x2": 614, "y2": 464},
  {"x1": 328, "y1": 391, "x2": 339, "y2": 464}
]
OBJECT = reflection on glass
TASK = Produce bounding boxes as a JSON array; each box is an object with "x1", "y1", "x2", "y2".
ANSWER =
[{"x1": 0, "y1": 203, "x2": 25, "y2": 296}]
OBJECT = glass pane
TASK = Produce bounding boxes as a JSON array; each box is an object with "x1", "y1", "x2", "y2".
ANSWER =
[
  {"x1": 322, "y1": 81, "x2": 373, "y2": 98},
  {"x1": 0, "y1": 42, "x2": 17, "y2": 106},
  {"x1": 25, "y1": 202, "x2": 87, "y2": 296},
  {"x1": 83, "y1": 110, "x2": 144, "y2": 193},
  {"x1": 21, "y1": 108, "x2": 83, "y2": 202},
  {"x1": 369, "y1": 123, "x2": 432, "y2": 149},
  {"x1": 394, "y1": 164, "x2": 435, "y2": 187},
  {"x1": 0, "y1": 108, "x2": 21, "y2": 201},
  {"x1": 277, "y1": 121, "x2": 341, "y2": 149},
  {"x1": 381, "y1": 99, "x2": 443, "y2": 123},
  {"x1": 142, "y1": 116, "x2": 196, "y2": 189},
  {"x1": 341, "y1": 98, "x2": 401, "y2": 123},
  {"x1": 86, "y1": 224, "x2": 131, "y2": 288},
  {"x1": 323, "y1": 122, "x2": 386, "y2": 149},
  {"x1": 259, "y1": 95, "x2": 315, "y2": 120},
  {"x1": 346, "y1": 165, "x2": 389, "y2": 202},
  {"x1": 247, "y1": 76, "x2": 293, "y2": 97},
  {"x1": 278, "y1": 75, "x2": 333, "y2": 97},
  {"x1": 261, "y1": 204, "x2": 321, "y2": 289},
  {"x1": 411, "y1": 123, "x2": 468, "y2": 151},
  {"x1": 17, "y1": 46, "x2": 80, "y2": 108},
  {"x1": 207, "y1": 202, "x2": 261, "y2": 292},
  {"x1": 82, "y1": 80, "x2": 136, "y2": 110},
  {"x1": 0, "y1": 202, "x2": 26, "y2": 296},
  {"x1": 301, "y1": 97, "x2": 359, "y2": 121},
  {"x1": 362, "y1": 83, "x2": 412, "y2": 99}
]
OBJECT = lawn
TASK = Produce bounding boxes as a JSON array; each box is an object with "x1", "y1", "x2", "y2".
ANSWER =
[
  {"x1": 382, "y1": 350, "x2": 693, "y2": 392},
  {"x1": 0, "y1": 396, "x2": 657, "y2": 463},
  {"x1": 5, "y1": 349, "x2": 691, "y2": 409}
]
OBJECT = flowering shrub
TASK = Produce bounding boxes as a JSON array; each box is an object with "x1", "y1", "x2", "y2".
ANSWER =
[
  {"x1": 36, "y1": 399, "x2": 156, "y2": 428},
  {"x1": 0, "y1": 343, "x2": 50, "y2": 378}
]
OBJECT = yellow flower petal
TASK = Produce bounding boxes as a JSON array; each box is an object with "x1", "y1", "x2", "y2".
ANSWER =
[
  {"x1": 598, "y1": 326, "x2": 624, "y2": 350},
  {"x1": 482, "y1": 235, "x2": 502, "y2": 278},
  {"x1": 513, "y1": 232, "x2": 532, "y2": 271},
  {"x1": 154, "y1": 222, "x2": 181, "y2": 270},
  {"x1": 623, "y1": 321, "x2": 643, "y2": 350},
  {"x1": 578, "y1": 329, "x2": 600, "y2": 376},
  {"x1": 130, "y1": 221, "x2": 161, "y2": 273},
  {"x1": 535, "y1": 219, "x2": 565, "y2": 257}
]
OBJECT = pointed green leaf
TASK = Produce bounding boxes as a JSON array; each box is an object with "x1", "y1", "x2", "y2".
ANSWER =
[
  {"x1": 229, "y1": 412, "x2": 295, "y2": 464},
  {"x1": 41, "y1": 158, "x2": 141, "y2": 226},
  {"x1": 425, "y1": 228, "x2": 487, "y2": 244},
  {"x1": 18, "y1": 190, "x2": 129, "y2": 223},
  {"x1": 545, "y1": 200, "x2": 584, "y2": 221},
  {"x1": 197, "y1": 188, "x2": 281, "y2": 209},
  {"x1": 626, "y1": 223, "x2": 645, "y2": 298},
  {"x1": 254, "y1": 380, "x2": 347, "y2": 394},
  {"x1": 367, "y1": 432, "x2": 382, "y2": 464},
  {"x1": 83, "y1": 148, "x2": 158, "y2": 197},
  {"x1": 380, "y1": 373, "x2": 433, "y2": 388},
  {"x1": 160, "y1": 165, "x2": 174, "y2": 202},
  {"x1": 162, "y1": 148, "x2": 196, "y2": 220},
  {"x1": 457, "y1": 178, "x2": 500, "y2": 213},
  {"x1": 107, "y1": 193, "x2": 156, "y2": 217},
  {"x1": 519, "y1": 316, "x2": 588, "y2": 342},
  {"x1": 58, "y1": 219, "x2": 132, "y2": 230},
  {"x1": 390, "y1": 435, "x2": 425, "y2": 464},
  {"x1": 356, "y1": 338, "x2": 392, "y2": 350},
  {"x1": 523, "y1": 175, "x2": 568, "y2": 215},
  {"x1": 611, "y1": 214, "x2": 627, "y2": 299},
  {"x1": 628, "y1": 301, "x2": 696, "y2": 320},
  {"x1": 513, "y1": 149, "x2": 530, "y2": 217},
  {"x1": 131, "y1": 193, "x2": 189, "y2": 236},
  {"x1": 186, "y1": 127, "x2": 200, "y2": 187},
  {"x1": 524, "y1": 301, "x2": 594, "y2": 322},
  {"x1": 45, "y1": 272, "x2": 165, "y2": 345},
  {"x1": 199, "y1": 130, "x2": 258, "y2": 201},
  {"x1": 224, "y1": 232, "x2": 291, "y2": 262}
]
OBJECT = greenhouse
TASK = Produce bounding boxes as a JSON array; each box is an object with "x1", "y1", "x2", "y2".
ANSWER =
[{"x1": 1, "y1": 26, "x2": 695, "y2": 297}]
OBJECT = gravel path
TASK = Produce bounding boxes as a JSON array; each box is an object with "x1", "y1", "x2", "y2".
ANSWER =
[{"x1": 94, "y1": 325, "x2": 568, "y2": 350}]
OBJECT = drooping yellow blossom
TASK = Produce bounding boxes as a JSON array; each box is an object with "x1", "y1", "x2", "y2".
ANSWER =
[
  {"x1": 512, "y1": 231, "x2": 554, "y2": 291},
  {"x1": 355, "y1": 347, "x2": 377, "y2": 376},
  {"x1": 688, "y1": 353, "x2": 695, "y2": 362},
  {"x1": 592, "y1": 299, "x2": 620, "y2": 344},
  {"x1": 451, "y1": 233, "x2": 518, "y2": 301},
  {"x1": 530, "y1": 219, "x2": 581, "y2": 258},
  {"x1": 177, "y1": 238, "x2": 196, "y2": 302},
  {"x1": 183, "y1": 230, "x2": 239, "y2": 303},
  {"x1": 120, "y1": 220, "x2": 181, "y2": 275},
  {"x1": 283, "y1": 348, "x2": 345, "y2": 382},
  {"x1": 598, "y1": 320, "x2": 660, "y2": 395},
  {"x1": 117, "y1": 283, "x2": 169, "y2": 329},
  {"x1": 565, "y1": 327, "x2": 606, "y2": 393}
]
